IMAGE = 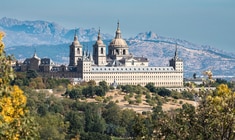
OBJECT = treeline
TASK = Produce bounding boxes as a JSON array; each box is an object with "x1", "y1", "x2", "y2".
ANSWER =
[
  {"x1": 13, "y1": 70, "x2": 234, "y2": 139},
  {"x1": 23, "y1": 83, "x2": 235, "y2": 140},
  {"x1": 12, "y1": 70, "x2": 70, "y2": 89}
]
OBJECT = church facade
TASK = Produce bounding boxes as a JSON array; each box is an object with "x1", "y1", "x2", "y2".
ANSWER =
[{"x1": 18, "y1": 22, "x2": 183, "y2": 87}]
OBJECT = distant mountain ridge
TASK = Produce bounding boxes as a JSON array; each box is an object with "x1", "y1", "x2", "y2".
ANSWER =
[
  {"x1": 0, "y1": 17, "x2": 113, "y2": 47},
  {"x1": 1, "y1": 17, "x2": 235, "y2": 78}
]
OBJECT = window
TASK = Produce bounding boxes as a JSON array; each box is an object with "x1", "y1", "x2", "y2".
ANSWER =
[
  {"x1": 77, "y1": 48, "x2": 80, "y2": 54},
  {"x1": 116, "y1": 49, "x2": 119, "y2": 55},
  {"x1": 101, "y1": 48, "x2": 104, "y2": 54},
  {"x1": 123, "y1": 49, "x2": 126, "y2": 55}
]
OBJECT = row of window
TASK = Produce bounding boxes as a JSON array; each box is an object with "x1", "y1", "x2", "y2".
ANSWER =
[
  {"x1": 111, "y1": 82, "x2": 182, "y2": 86},
  {"x1": 91, "y1": 67, "x2": 174, "y2": 71},
  {"x1": 85, "y1": 75, "x2": 183, "y2": 80}
]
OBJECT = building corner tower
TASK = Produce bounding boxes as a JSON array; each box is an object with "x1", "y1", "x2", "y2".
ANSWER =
[
  {"x1": 69, "y1": 30, "x2": 83, "y2": 66},
  {"x1": 93, "y1": 28, "x2": 107, "y2": 66},
  {"x1": 169, "y1": 45, "x2": 183, "y2": 72}
]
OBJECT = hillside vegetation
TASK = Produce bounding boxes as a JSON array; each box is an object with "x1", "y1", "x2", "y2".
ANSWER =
[{"x1": 9, "y1": 69, "x2": 235, "y2": 139}]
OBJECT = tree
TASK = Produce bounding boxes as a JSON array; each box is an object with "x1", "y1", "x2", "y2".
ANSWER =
[
  {"x1": 37, "y1": 113, "x2": 69, "y2": 140},
  {"x1": 195, "y1": 84, "x2": 235, "y2": 140},
  {"x1": 82, "y1": 85, "x2": 95, "y2": 97},
  {"x1": 145, "y1": 82, "x2": 157, "y2": 93},
  {"x1": 84, "y1": 103, "x2": 106, "y2": 134},
  {"x1": 102, "y1": 102, "x2": 121, "y2": 126},
  {"x1": 67, "y1": 88, "x2": 83, "y2": 99},
  {"x1": 0, "y1": 32, "x2": 39, "y2": 139},
  {"x1": 157, "y1": 88, "x2": 171, "y2": 97},
  {"x1": 132, "y1": 114, "x2": 148, "y2": 139},
  {"x1": 26, "y1": 69, "x2": 38, "y2": 79},
  {"x1": 29, "y1": 77, "x2": 45, "y2": 89},
  {"x1": 94, "y1": 86, "x2": 105, "y2": 96},
  {"x1": 65, "y1": 111, "x2": 85, "y2": 136},
  {"x1": 99, "y1": 81, "x2": 109, "y2": 92}
]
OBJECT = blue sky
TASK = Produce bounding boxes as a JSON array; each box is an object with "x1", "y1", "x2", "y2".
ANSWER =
[{"x1": 1, "y1": 0, "x2": 235, "y2": 53}]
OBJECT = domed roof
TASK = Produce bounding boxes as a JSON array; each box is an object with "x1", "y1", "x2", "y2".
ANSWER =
[
  {"x1": 72, "y1": 30, "x2": 81, "y2": 46},
  {"x1": 96, "y1": 39, "x2": 104, "y2": 45},
  {"x1": 109, "y1": 21, "x2": 128, "y2": 47},
  {"x1": 110, "y1": 38, "x2": 127, "y2": 46},
  {"x1": 72, "y1": 36, "x2": 81, "y2": 46}
]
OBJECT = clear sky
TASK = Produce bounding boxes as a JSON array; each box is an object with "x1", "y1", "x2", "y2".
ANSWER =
[{"x1": 1, "y1": 0, "x2": 235, "y2": 53}]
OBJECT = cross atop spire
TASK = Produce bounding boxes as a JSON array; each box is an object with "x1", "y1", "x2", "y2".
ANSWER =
[{"x1": 117, "y1": 20, "x2": 120, "y2": 30}]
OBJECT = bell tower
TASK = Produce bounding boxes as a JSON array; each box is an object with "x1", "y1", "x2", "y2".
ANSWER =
[
  {"x1": 93, "y1": 28, "x2": 107, "y2": 66},
  {"x1": 69, "y1": 30, "x2": 83, "y2": 66},
  {"x1": 169, "y1": 45, "x2": 183, "y2": 72}
]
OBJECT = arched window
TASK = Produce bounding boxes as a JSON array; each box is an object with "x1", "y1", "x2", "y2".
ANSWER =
[
  {"x1": 123, "y1": 49, "x2": 126, "y2": 55},
  {"x1": 77, "y1": 48, "x2": 80, "y2": 54},
  {"x1": 101, "y1": 48, "x2": 104, "y2": 54},
  {"x1": 116, "y1": 49, "x2": 119, "y2": 55}
]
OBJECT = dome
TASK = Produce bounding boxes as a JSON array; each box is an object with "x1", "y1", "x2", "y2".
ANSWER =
[
  {"x1": 96, "y1": 39, "x2": 104, "y2": 45},
  {"x1": 109, "y1": 38, "x2": 127, "y2": 47},
  {"x1": 109, "y1": 21, "x2": 128, "y2": 47},
  {"x1": 72, "y1": 36, "x2": 81, "y2": 46}
]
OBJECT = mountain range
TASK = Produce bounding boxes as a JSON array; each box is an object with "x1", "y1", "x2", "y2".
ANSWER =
[{"x1": 1, "y1": 17, "x2": 235, "y2": 78}]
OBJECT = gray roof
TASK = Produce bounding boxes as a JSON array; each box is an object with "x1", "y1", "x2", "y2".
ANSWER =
[
  {"x1": 133, "y1": 57, "x2": 148, "y2": 62},
  {"x1": 40, "y1": 58, "x2": 55, "y2": 65},
  {"x1": 107, "y1": 59, "x2": 123, "y2": 67}
]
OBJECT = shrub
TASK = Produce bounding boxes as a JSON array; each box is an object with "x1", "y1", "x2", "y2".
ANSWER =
[
  {"x1": 95, "y1": 96, "x2": 103, "y2": 102},
  {"x1": 128, "y1": 100, "x2": 135, "y2": 104}
]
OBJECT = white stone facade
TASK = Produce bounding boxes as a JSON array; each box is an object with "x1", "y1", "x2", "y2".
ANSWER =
[{"x1": 71, "y1": 22, "x2": 184, "y2": 87}]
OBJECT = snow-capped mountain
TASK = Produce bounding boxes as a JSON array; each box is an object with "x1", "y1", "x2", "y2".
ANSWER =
[
  {"x1": 0, "y1": 17, "x2": 113, "y2": 47},
  {"x1": 1, "y1": 17, "x2": 235, "y2": 78}
]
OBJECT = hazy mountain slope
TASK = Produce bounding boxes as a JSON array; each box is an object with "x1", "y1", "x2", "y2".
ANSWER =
[
  {"x1": 0, "y1": 17, "x2": 113, "y2": 47},
  {"x1": 2, "y1": 17, "x2": 235, "y2": 77},
  {"x1": 128, "y1": 39, "x2": 235, "y2": 77}
]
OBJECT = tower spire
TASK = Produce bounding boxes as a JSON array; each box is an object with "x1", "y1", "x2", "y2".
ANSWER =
[
  {"x1": 117, "y1": 20, "x2": 120, "y2": 30},
  {"x1": 115, "y1": 20, "x2": 121, "y2": 39},
  {"x1": 174, "y1": 44, "x2": 178, "y2": 60},
  {"x1": 97, "y1": 27, "x2": 101, "y2": 40},
  {"x1": 33, "y1": 48, "x2": 37, "y2": 58},
  {"x1": 74, "y1": 28, "x2": 78, "y2": 41}
]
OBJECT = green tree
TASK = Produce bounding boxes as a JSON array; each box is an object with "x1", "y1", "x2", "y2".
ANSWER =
[
  {"x1": 65, "y1": 111, "x2": 85, "y2": 136},
  {"x1": 102, "y1": 102, "x2": 121, "y2": 126},
  {"x1": 145, "y1": 82, "x2": 157, "y2": 93},
  {"x1": 26, "y1": 69, "x2": 38, "y2": 79},
  {"x1": 95, "y1": 86, "x2": 105, "y2": 96},
  {"x1": 84, "y1": 103, "x2": 106, "y2": 133},
  {"x1": 37, "y1": 113, "x2": 69, "y2": 140},
  {"x1": 82, "y1": 85, "x2": 95, "y2": 97},
  {"x1": 132, "y1": 114, "x2": 148, "y2": 139},
  {"x1": 99, "y1": 81, "x2": 109, "y2": 92},
  {"x1": 157, "y1": 88, "x2": 171, "y2": 97}
]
